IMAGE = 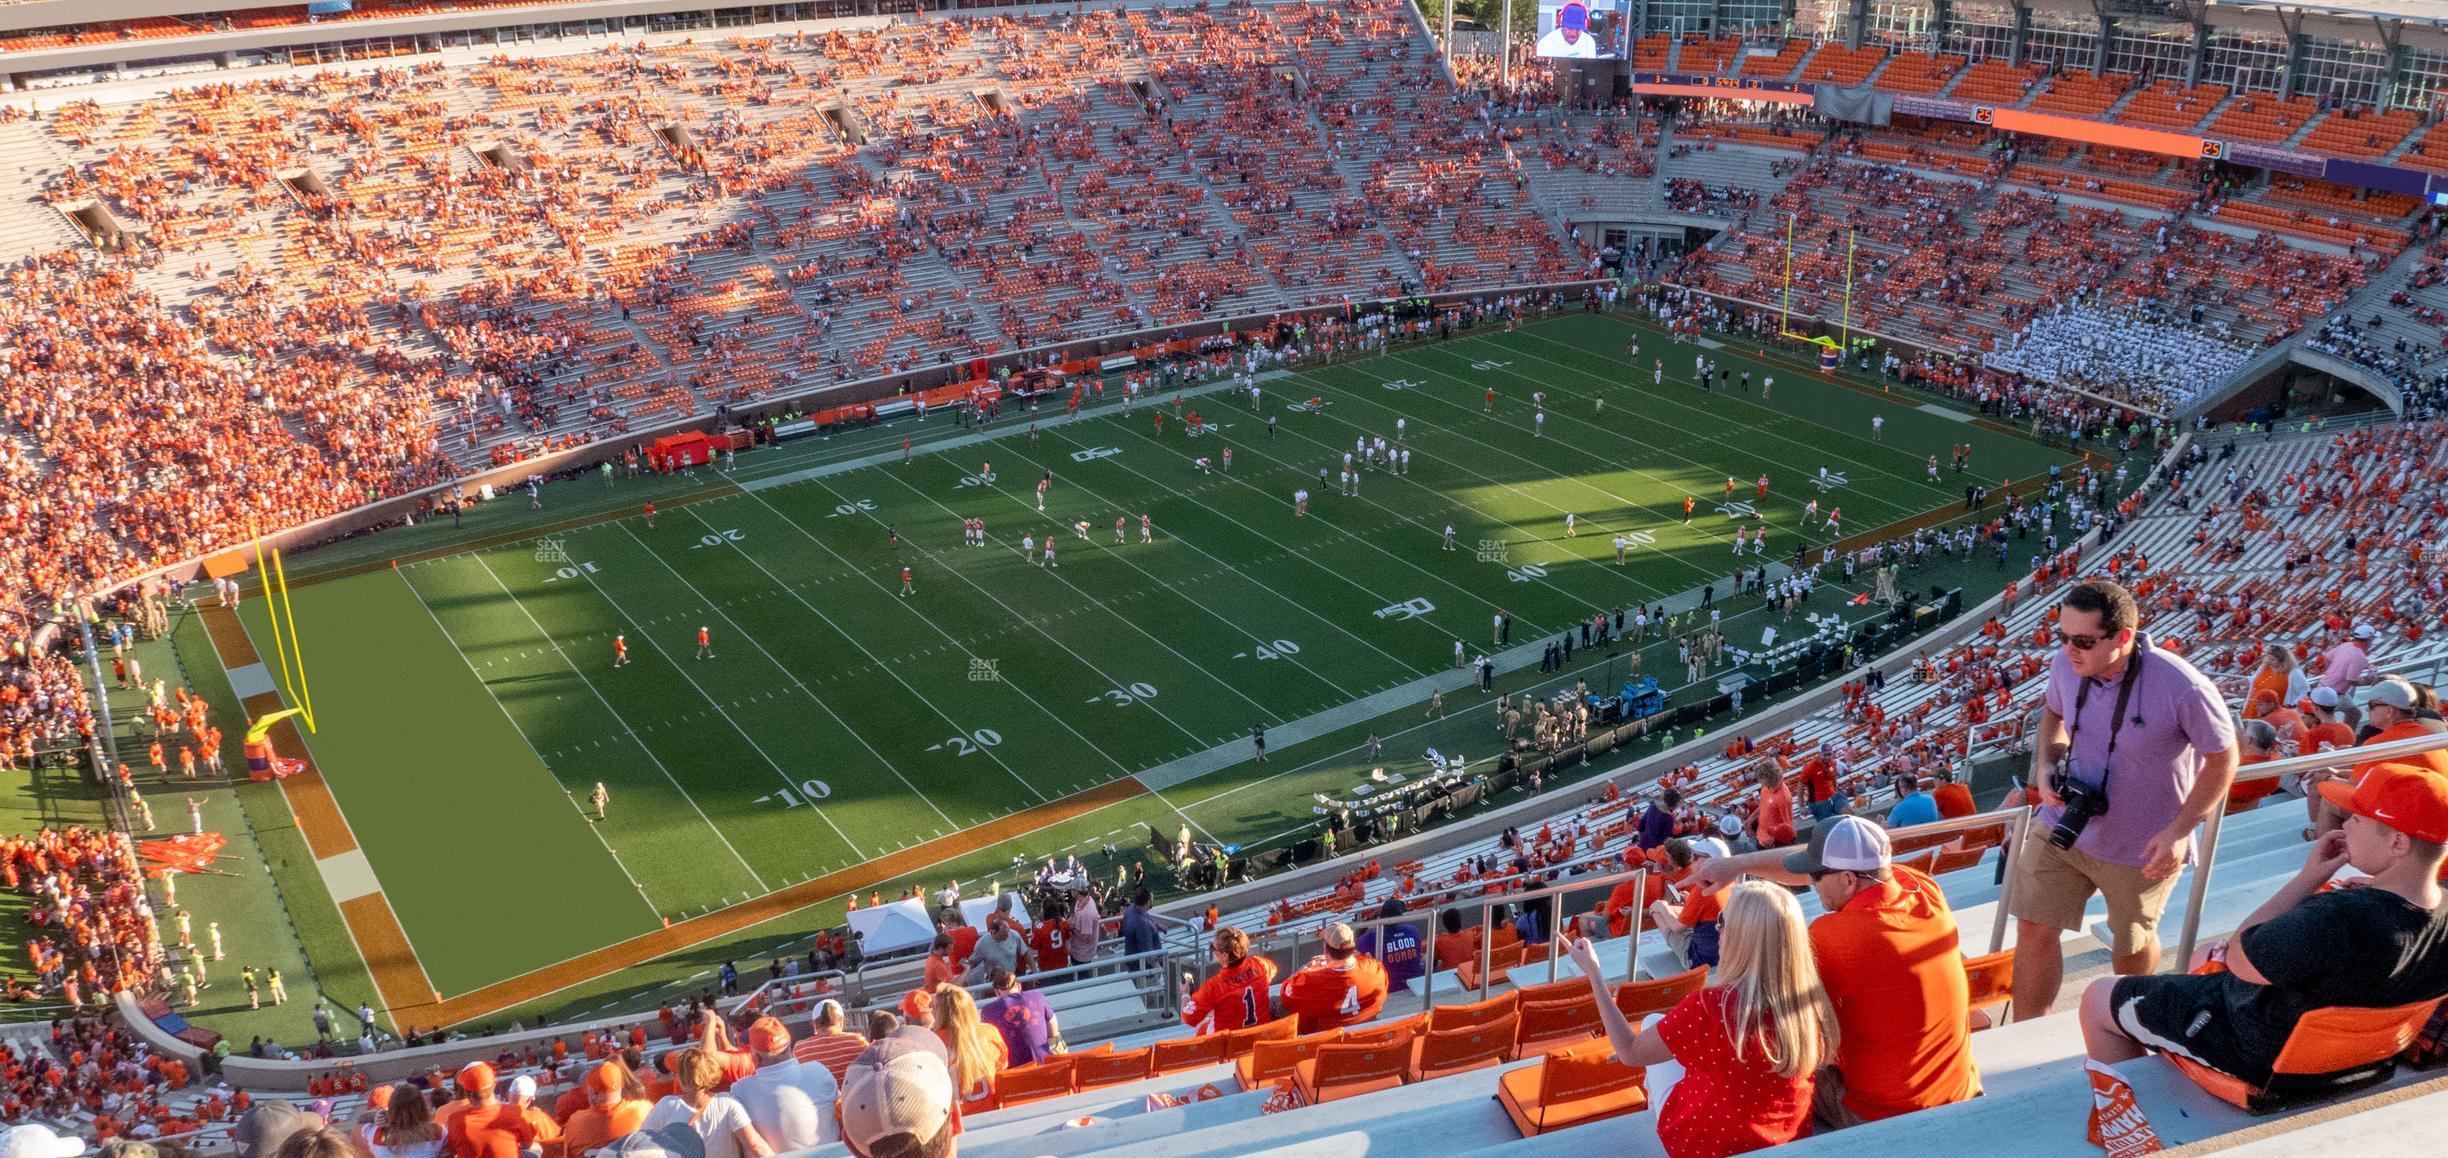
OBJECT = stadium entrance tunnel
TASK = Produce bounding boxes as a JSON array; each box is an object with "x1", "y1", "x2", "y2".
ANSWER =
[
  {"x1": 279, "y1": 169, "x2": 335, "y2": 201},
  {"x1": 820, "y1": 105, "x2": 866, "y2": 146},
  {"x1": 2193, "y1": 343, "x2": 2404, "y2": 427},
  {"x1": 474, "y1": 144, "x2": 531, "y2": 175},
  {"x1": 61, "y1": 201, "x2": 132, "y2": 251},
  {"x1": 651, "y1": 121, "x2": 698, "y2": 155}
]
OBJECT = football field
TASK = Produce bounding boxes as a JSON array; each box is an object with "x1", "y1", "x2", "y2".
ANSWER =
[{"x1": 218, "y1": 313, "x2": 2075, "y2": 1024}]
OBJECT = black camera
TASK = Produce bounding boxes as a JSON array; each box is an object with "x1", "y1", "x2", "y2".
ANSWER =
[{"x1": 2049, "y1": 773, "x2": 2109, "y2": 849}]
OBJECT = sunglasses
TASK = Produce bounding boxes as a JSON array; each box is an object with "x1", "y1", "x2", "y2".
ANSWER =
[{"x1": 2054, "y1": 629, "x2": 2107, "y2": 651}]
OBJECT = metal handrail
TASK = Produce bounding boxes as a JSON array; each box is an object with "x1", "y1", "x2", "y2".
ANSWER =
[
  {"x1": 2171, "y1": 728, "x2": 2448, "y2": 965},
  {"x1": 1855, "y1": 727, "x2": 2448, "y2": 967},
  {"x1": 1241, "y1": 830, "x2": 1647, "y2": 953},
  {"x1": 1246, "y1": 863, "x2": 1657, "y2": 1022}
]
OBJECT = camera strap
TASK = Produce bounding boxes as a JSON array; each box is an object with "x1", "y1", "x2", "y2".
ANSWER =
[{"x1": 2069, "y1": 646, "x2": 2147, "y2": 770}]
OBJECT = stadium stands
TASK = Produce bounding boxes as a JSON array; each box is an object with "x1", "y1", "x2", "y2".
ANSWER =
[
  {"x1": 13, "y1": 8, "x2": 2448, "y2": 1155},
  {"x1": 0, "y1": 0, "x2": 1579, "y2": 630},
  {"x1": 1658, "y1": 138, "x2": 2384, "y2": 412}
]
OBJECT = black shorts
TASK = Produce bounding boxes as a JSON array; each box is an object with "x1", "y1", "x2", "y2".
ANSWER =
[{"x1": 2109, "y1": 974, "x2": 2267, "y2": 1085}]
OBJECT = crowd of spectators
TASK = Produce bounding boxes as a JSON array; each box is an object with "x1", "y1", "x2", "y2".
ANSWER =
[
  {"x1": 1984, "y1": 300, "x2": 2252, "y2": 412},
  {"x1": 0, "y1": 0, "x2": 1577, "y2": 639},
  {"x1": 3, "y1": 826, "x2": 166, "y2": 1013},
  {"x1": 1, "y1": 1013, "x2": 193, "y2": 1138}
]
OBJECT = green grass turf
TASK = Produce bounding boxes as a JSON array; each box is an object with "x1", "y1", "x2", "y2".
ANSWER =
[{"x1": 194, "y1": 310, "x2": 2083, "y2": 1017}]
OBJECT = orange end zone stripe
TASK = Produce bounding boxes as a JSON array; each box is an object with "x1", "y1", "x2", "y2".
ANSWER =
[
  {"x1": 393, "y1": 776, "x2": 1150, "y2": 1028},
  {"x1": 199, "y1": 606, "x2": 261, "y2": 669},
  {"x1": 340, "y1": 892, "x2": 439, "y2": 1015}
]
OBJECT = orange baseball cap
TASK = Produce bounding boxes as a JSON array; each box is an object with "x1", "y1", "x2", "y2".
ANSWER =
[
  {"x1": 367, "y1": 1086, "x2": 395, "y2": 1110},
  {"x1": 2318, "y1": 762, "x2": 2448, "y2": 844},
  {"x1": 586, "y1": 1061, "x2": 626, "y2": 1094},
  {"x1": 745, "y1": 1017, "x2": 791, "y2": 1055},
  {"x1": 455, "y1": 1062, "x2": 495, "y2": 1092}
]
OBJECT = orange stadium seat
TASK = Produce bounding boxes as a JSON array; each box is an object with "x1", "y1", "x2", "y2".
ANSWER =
[
  {"x1": 1962, "y1": 950, "x2": 2016, "y2": 1031},
  {"x1": 1343, "y1": 1013, "x2": 1427, "y2": 1045},
  {"x1": 1222, "y1": 1014, "x2": 1299, "y2": 1060},
  {"x1": 1614, "y1": 967, "x2": 1710, "y2": 1023},
  {"x1": 1512, "y1": 994, "x2": 1606, "y2": 1058},
  {"x1": 1496, "y1": 1040, "x2": 1650, "y2": 1137},
  {"x1": 1427, "y1": 991, "x2": 1521, "y2": 1034},
  {"x1": 1071, "y1": 1047, "x2": 1155, "y2": 1089},
  {"x1": 1291, "y1": 1037, "x2": 1420, "y2": 1105},
  {"x1": 987, "y1": 1056, "x2": 1076, "y2": 1109},
  {"x1": 2162, "y1": 999, "x2": 2441, "y2": 1113},
  {"x1": 1236, "y1": 1028, "x2": 1342, "y2": 1091},
  {"x1": 1413, "y1": 1013, "x2": 1521, "y2": 1081},
  {"x1": 1150, "y1": 1034, "x2": 1229, "y2": 1075}
]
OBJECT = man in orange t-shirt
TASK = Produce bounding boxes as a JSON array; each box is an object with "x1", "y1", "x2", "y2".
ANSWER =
[
  {"x1": 2353, "y1": 678, "x2": 2448, "y2": 782},
  {"x1": 1430, "y1": 910, "x2": 1482, "y2": 973},
  {"x1": 556, "y1": 1061, "x2": 650, "y2": 1158},
  {"x1": 1930, "y1": 772, "x2": 1976, "y2": 820},
  {"x1": 443, "y1": 1063, "x2": 537, "y2": 1158},
  {"x1": 502, "y1": 1076, "x2": 564, "y2": 1158},
  {"x1": 1276, "y1": 922, "x2": 1389, "y2": 1033},
  {"x1": 2299, "y1": 688, "x2": 2357, "y2": 755},
  {"x1": 1687, "y1": 816, "x2": 1978, "y2": 1129}
]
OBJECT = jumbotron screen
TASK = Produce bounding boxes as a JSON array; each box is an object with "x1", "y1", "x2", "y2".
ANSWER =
[{"x1": 1535, "y1": 0, "x2": 1626, "y2": 60}]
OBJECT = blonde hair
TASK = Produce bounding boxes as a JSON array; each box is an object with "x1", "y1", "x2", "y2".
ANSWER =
[
  {"x1": 669, "y1": 1046, "x2": 722, "y2": 1098},
  {"x1": 932, "y1": 983, "x2": 1000, "y2": 1098},
  {"x1": 2262, "y1": 647, "x2": 2298, "y2": 672},
  {"x1": 1711, "y1": 882, "x2": 1838, "y2": 1080}
]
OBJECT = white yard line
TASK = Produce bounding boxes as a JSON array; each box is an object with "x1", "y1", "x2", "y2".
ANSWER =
[
  {"x1": 1492, "y1": 330, "x2": 1963, "y2": 495},
  {"x1": 1027, "y1": 420, "x2": 1541, "y2": 638},
  {"x1": 984, "y1": 425, "x2": 1436, "y2": 681},
  {"x1": 1207, "y1": 395, "x2": 1682, "y2": 605},
  {"x1": 631, "y1": 512, "x2": 961, "y2": 832},
  {"x1": 861, "y1": 460, "x2": 1285, "y2": 725},
  {"x1": 394, "y1": 568, "x2": 666, "y2": 921},
  {"x1": 467, "y1": 552, "x2": 790, "y2": 880}
]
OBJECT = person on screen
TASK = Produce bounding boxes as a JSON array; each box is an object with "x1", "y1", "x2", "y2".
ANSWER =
[{"x1": 1538, "y1": 2, "x2": 1600, "y2": 58}]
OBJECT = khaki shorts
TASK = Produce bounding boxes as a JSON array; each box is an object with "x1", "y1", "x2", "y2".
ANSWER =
[{"x1": 2007, "y1": 836, "x2": 2181, "y2": 957}]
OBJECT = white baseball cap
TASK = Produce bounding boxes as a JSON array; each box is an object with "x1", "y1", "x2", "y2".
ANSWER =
[
  {"x1": 2367, "y1": 676, "x2": 2419, "y2": 711},
  {"x1": 0, "y1": 1126, "x2": 86, "y2": 1158},
  {"x1": 1689, "y1": 837, "x2": 1732, "y2": 860},
  {"x1": 507, "y1": 1075, "x2": 538, "y2": 1101},
  {"x1": 2307, "y1": 686, "x2": 2342, "y2": 710},
  {"x1": 1783, "y1": 815, "x2": 1891, "y2": 875},
  {"x1": 2354, "y1": 623, "x2": 2377, "y2": 640},
  {"x1": 840, "y1": 1050, "x2": 953, "y2": 1157}
]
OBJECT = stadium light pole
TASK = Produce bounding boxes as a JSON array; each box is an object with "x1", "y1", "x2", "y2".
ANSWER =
[{"x1": 1499, "y1": 0, "x2": 1513, "y2": 89}]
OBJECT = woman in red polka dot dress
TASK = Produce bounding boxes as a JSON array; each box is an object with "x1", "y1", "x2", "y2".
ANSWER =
[{"x1": 1564, "y1": 883, "x2": 1836, "y2": 1158}]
